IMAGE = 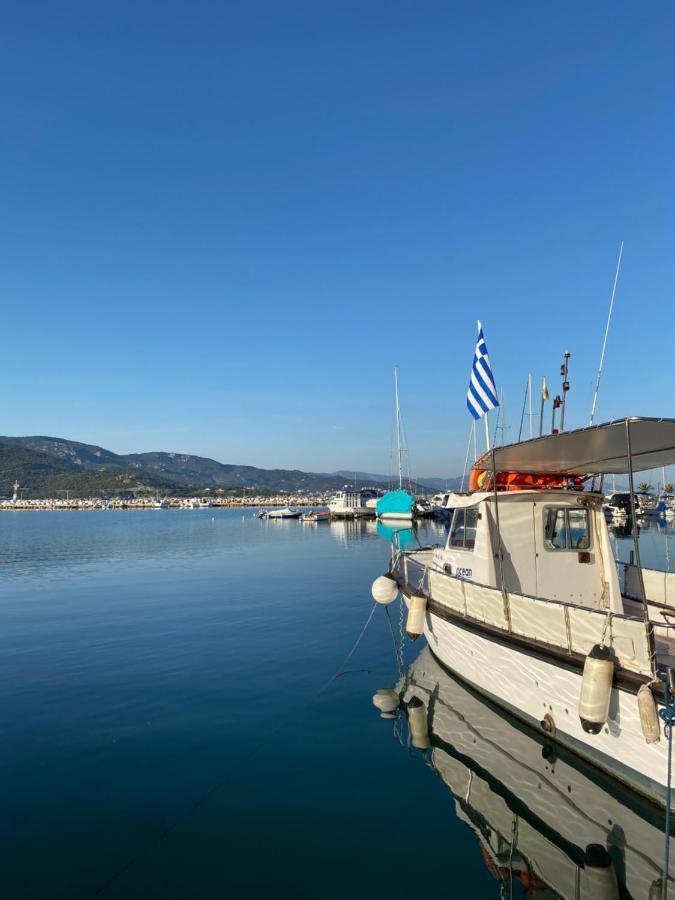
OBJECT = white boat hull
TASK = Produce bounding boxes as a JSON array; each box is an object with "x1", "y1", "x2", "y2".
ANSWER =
[
  {"x1": 328, "y1": 505, "x2": 374, "y2": 518},
  {"x1": 401, "y1": 647, "x2": 673, "y2": 899},
  {"x1": 408, "y1": 596, "x2": 671, "y2": 807}
]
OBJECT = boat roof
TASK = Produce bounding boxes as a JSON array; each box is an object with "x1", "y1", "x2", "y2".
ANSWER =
[{"x1": 476, "y1": 417, "x2": 675, "y2": 476}]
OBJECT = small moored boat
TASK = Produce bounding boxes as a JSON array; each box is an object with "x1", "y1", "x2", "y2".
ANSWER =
[
  {"x1": 301, "y1": 509, "x2": 331, "y2": 523},
  {"x1": 264, "y1": 507, "x2": 302, "y2": 519}
]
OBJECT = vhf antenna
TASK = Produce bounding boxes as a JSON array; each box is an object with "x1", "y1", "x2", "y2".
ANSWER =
[
  {"x1": 589, "y1": 241, "x2": 624, "y2": 426},
  {"x1": 560, "y1": 350, "x2": 571, "y2": 432}
]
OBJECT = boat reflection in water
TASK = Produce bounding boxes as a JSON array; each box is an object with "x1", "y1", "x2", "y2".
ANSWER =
[{"x1": 373, "y1": 646, "x2": 673, "y2": 899}]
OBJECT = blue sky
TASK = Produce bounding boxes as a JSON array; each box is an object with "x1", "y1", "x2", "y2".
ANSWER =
[{"x1": 1, "y1": 1, "x2": 674, "y2": 477}]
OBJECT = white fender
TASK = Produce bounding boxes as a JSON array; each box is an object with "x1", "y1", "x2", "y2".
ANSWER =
[
  {"x1": 406, "y1": 594, "x2": 426, "y2": 638},
  {"x1": 579, "y1": 644, "x2": 614, "y2": 734},
  {"x1": 371, "y1": 575, "x2": 398, "y2": 605},
  {"x1": 637, "y1": 683, "x2": 661, "y2": 744}
]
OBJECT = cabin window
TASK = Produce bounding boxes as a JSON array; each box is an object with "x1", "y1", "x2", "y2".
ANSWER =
[
  {"x1": 450, "y1": 508, "x2": 479, "y2": 550},
  {"x1": 543, "y1": 507, "x2": 591, "y2": 551}
]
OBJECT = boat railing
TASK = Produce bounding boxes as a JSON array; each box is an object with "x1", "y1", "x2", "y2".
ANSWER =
[{"x1": 393, "y1": 552, "x2": 654, "y2": 678}]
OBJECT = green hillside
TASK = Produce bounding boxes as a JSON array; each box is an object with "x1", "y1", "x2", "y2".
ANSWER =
[{"x1": 0, "y1": 436, "x2": 432, "y2": 497}]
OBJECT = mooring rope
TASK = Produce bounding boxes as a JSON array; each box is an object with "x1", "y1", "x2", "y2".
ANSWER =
[
  {"x1": 320, "y1": 602, "x2": 378, "y2": 689},
  {"x1": 86, "y1": 599, "x2": 382, "y2": 897}
]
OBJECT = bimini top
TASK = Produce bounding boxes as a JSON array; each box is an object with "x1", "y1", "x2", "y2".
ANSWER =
[{"x1": 475, "y1": 417, "x2": 675, "y2": 476}]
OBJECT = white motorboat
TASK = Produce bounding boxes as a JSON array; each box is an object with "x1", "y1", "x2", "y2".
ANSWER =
[
  {"x1": 328, "y1": 489, "x2": 378, "y2": 518},
  {"x1": 603, "y1": 490, "x2": 632, "y2": 518},
  {"x1": 376, "y1": 418, "x2": 675, "y2": 808},
  {"x1": 374, "y1": 645, "x2": 673, "y2": 898},
  {"x1": 263, "y1": 507, "x2": 301, "y2": 519}
]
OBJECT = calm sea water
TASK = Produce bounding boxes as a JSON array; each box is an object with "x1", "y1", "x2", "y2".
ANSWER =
[{"x1": 0, "y1": 509, "x2": 672, "y2": 898}]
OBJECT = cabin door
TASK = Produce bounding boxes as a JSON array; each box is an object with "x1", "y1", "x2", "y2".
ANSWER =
[{"x1": 533, "y1": 502, "x2": 602, "y2": 607}]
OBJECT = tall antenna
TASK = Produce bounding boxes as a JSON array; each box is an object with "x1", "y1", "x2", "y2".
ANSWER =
[
  {"x1": 560, "y1": 350, "x2": 571, "y2": 432},
  {"x1": 589, "y1": 241, "x2": 624, "y2": 426},
  {"x1": 394, "y1": 367, "x2": 403, "y2": 490},
  {"x1": 518, "y1": 376, "x2": 528, "y2": 442}
]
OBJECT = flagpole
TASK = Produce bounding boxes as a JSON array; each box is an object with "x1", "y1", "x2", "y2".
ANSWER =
[
  {"x1": 539, "y1": 385, "x2": 545, "y2": 436},
  {"x1": 539, "y1": 376, "x2": 549, "y2": 436},
  {"x1": 484, "y1": 410, "x2": 491, "y2": 452}
]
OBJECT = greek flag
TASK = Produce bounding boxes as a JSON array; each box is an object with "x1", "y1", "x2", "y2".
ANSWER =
[{"x1": 467, "y1": 321, "x2": 499, "y2": 420}]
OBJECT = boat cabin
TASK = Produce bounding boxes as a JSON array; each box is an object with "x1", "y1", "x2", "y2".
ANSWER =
[{"x1": 433, "y1": 489, "x2": 621, "y2": 612}]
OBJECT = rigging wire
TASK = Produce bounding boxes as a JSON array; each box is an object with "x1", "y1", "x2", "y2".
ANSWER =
[{"x1": 589, "y1": 241, "x2": 624, "y2": 426}]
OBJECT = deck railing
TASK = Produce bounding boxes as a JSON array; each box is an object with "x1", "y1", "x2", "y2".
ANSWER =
[{"x1": 393, "y1": 551, "x2": 653, "y2": 678}]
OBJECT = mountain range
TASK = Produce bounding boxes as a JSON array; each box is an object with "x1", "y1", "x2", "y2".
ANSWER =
[{"x1": 0, "y1": 436, "x2": 453, "y2": 498}]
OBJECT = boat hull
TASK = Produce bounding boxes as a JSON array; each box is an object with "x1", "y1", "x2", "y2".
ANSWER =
[
  {"x1": 401, "y1": 647, "x2": 673, "y2": 899},
  {"x1": 405, "y1": 592, "x2": 671, "y2": 807}
]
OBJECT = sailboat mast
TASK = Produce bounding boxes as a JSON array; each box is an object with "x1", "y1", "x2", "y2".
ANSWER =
[{"x1": 394, "y1": 367, "x2": 403, "y2": 490}]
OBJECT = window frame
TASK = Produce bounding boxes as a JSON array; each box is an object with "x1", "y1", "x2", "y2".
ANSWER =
[
  {"x1": 542, "y1": 505, "x2": 592, "y2": 553},
  {"x1": 449, "y1": 507, "x2": 479, "y2": 552}
]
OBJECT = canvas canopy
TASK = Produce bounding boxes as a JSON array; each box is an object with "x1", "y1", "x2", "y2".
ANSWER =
[
  {"x1": 475, "y1": 417, "x2": 675, "y2": 476},
  {"x1": 445, "y1": 491, "x2": 492, "y2": 508}
]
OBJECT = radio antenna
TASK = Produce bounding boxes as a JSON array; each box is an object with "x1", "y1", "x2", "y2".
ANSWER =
[{"x1": 589, "y1": 241, "x2": 623, "y2": 426}]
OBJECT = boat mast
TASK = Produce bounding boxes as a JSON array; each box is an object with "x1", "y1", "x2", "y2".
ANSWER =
[
  {"x1": 589, "y1": 241, "x2": 624, "y2": 426},
  {"x1": 394, "y1": 367, "x2": 403, "y2": 490},
  {"x1": 528, "y1": 373, "x2": 533, "y2": 438}
]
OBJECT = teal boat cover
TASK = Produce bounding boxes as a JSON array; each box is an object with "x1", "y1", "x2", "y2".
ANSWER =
[{"x1": 375, "y1": 489, "x2": 414, "y2": 517}]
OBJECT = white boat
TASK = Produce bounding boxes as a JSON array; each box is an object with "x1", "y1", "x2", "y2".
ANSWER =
[
  {"x1": 328, "y1": 489, "x2": 378, "y2": 518},
  {"x1": 379, "y1": 418, "x2": 675, "y2": 808},
  {"x1": 301, "y1": 509, "x2": 331, "y2": 523},
  {"x1": 264, "y1": 507, "x2": 301, "y2": 519},
  {"x1": 603, "y1": 490, "x2": 632, "y2": 518},
  {"x1": 154, "y1": 498, "x2": 171, "y2": 509},
  {"x1": 432, "y1": 490, "x2": 461, "y2": 521},
  {"x1": 374, "y1": 645, "x2": 673, "y2": 898},
  {"x1": 636, "y1": 492, "x2": 666, "y2": 517}
]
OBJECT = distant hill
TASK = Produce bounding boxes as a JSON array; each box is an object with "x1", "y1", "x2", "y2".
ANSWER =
[
  {"x1": 0, "y1": 441, "x2": 177, "y2": 498},
  {"x1": 124, "y1": 452, "x2": 359, "y2": 491},
  {"x1": 0, "y1": 436, "x2": 433, "y2": 498}
]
